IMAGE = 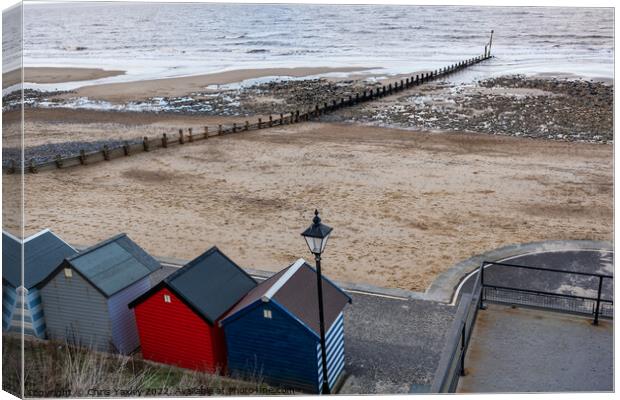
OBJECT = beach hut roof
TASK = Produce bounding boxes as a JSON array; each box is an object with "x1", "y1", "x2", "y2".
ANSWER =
[
  {"x1": 2, "y1": 229, "x2": 77, "y2": 289},
  {"x1": 221, "y1": 258, "x2": 351, "y2": 336},
  {"x1": 128, "y1": 246, "x2": 257, "y2": 325},
  {"x1": 40, "y1": 233, "x2": 161, "y2": 297}
]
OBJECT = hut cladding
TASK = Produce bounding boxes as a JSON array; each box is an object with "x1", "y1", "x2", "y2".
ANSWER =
[
  {"x1": 220, "y1": 258, "x2": 351, "y2": 393},
  {"x1": 2, "y1": 229, "x2": 77, "y2": 338},
  {"x1": 128, "y1": 246, "x2": 257, "y2": 373},
  {"x1": 37, "y1": 233, "x2": 163, "y2": 354}
]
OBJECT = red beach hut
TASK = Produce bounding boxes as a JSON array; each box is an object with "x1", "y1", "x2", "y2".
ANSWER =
[{"x1": 128, "y1": 246, "x2": 256, "y2": 373}]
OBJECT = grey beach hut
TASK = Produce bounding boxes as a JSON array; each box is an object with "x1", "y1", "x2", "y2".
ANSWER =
[{"x1": 37, "y1": 233, "x2": 162, "y2": 354}]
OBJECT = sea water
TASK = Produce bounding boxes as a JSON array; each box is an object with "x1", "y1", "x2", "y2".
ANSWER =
[{"x1": 7, "y1": 2, "x2": 615, "y2": 91}]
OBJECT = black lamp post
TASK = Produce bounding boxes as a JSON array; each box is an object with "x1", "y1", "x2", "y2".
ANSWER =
[{"x1": 301, "y1": 209, "x2": 333, "y2": 395}]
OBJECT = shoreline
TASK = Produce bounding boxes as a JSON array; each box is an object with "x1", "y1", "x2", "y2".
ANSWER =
[
  {"x1": 2, "y1": 72, "x2": 612, "y2": 163},
  {"x1": 54, "y1": 66, "x2": 380, "y2": 102}
]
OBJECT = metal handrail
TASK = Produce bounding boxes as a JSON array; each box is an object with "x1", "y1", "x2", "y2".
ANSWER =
[
  {"x1": 428, "y1": 273, "x2": 482, "y2": 393},
  {"x1": 480, "y1": 261, "x2": 613, "y2": 324},
  {"x1": 482, "y1": 260, "x2": 613, "y2": 279},
  {"x1": 483, "y1": 283, "x2": 613, "y2": 304}
]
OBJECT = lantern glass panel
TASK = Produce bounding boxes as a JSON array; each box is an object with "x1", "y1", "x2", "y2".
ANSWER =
[
  {"x1": 304, "y1": 233, "x2": 330, "y2": 254},
  {"x1": 304, "y1": 236, "x2": 320, "y2": 254},
  {"x1": 320, "y1": 232, "x2": 331, "y2": 253}
]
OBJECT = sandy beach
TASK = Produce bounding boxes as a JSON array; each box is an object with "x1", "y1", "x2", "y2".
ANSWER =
[
  {"x1": 7, "y1": 121, "x2": 612, "y2": 291},
  {"x1": 3, "y1": 67, "x2": 125, "y2": 88},
  {"x1": 2, "y1": 62, "x2": 613, "y2": 292}
]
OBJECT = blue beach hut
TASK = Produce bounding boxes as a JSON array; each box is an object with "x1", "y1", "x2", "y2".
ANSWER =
[
  {"x1": 220, "y1": 258, "x2": 351, "y2": 393},
  {"x1": 2, "y1": 229, "x2": 78, "y2": 338}
]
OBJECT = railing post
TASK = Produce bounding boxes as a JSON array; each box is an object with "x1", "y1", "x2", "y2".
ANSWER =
[
  {"x1": 479, "y1": 262, "x2": 486, "y2": 310},
  {"x1": 593, "y1": 276, "x2": 603, "y2": 325}
]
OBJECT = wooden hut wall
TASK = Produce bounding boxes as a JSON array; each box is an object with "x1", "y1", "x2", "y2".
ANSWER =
[
  {"x1": 3, "y1": 285, "x2": 46, "y2": 338},
  {"x1": 223, "y1": 301, "x2": 321, "y2": 393},
  {"x1": 317, "y1": 311, "x2": 345, "y2": 390},
  {"x1": 107, "y1": 276, "x2": 151, "y2": 354},
  {"x1": 40, "y1": 266, "x2": 112, "y2": 351},
  {"x1": 2, "y1": 281, "x2": 16, "y2": 331}
]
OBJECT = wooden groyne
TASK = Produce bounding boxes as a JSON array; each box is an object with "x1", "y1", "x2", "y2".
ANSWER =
[{"x1": 6, "y1": 53, "x2": 493, "y2": 175}]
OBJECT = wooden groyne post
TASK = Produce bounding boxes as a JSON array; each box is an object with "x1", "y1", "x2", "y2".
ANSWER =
[{"x1": 102, "y1": 145, "x2": 110, "y2": 161}]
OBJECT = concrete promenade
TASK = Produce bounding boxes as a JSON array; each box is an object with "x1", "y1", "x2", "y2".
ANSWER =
[{"x1": 457, "y1": 303, "x2": 613, "y2": 393}]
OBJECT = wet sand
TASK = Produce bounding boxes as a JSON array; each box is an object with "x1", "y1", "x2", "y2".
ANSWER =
[
  {"x1": 3, "y1": 67, "x2": 125, "y2": 87},
  {"x1": 62, "y1": 66, "x2": 378, "y2": 102},
  {"x1": 8, "y1": 122, "x2": 612, "y2": 291}
]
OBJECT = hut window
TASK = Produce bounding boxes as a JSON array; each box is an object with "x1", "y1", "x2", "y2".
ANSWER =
[
  {"x1": 263, "y1": 309, "x2": 272, "y2": 319},
  {"x1": 163, "y1": 294, "x2": 171, "y2": 303},
  {"x1": 64, "y1": 268, "x2": 73, "y2": 278}
]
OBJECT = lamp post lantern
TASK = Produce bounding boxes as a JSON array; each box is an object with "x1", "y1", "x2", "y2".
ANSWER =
[{"x1": 301, "y1": 209, "x2": 333, "y2": 395}]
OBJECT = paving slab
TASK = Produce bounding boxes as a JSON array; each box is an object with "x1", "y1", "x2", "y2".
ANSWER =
[
  {"x1": 457, "y1": 303, "x2": 613, "y2": 393},
  {"x1": 340, "y1": 294, "x2": 455, "y2": 394}
]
